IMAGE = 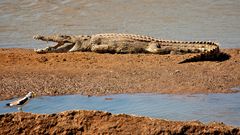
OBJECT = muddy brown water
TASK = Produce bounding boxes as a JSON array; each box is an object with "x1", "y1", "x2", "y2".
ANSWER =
[
  {"x1": 0, "y1": 0, "x2": 240, "y2": 48},
  {"x1": 1, "y1": 93, "x2": 240, "y2": 126}
]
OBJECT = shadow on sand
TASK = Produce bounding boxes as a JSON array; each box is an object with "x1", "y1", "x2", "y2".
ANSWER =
[{"x1": 179, "y1": 52, "x2": 231, "y2": 64}]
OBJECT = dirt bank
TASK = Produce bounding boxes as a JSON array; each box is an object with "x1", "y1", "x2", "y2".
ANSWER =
[
  {"x1": 0, "y1": 48, "x2": 240, "y2": 100},
  {"x1": 0, "y1": 110, "x2": 239, "y2": 135}
]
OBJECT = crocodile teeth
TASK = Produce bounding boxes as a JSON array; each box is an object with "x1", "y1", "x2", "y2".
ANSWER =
[{"x1": 33, "y1": 35, "x2": 42, "y2": 40}]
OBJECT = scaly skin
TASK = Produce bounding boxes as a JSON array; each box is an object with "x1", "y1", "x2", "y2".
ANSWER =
[{"x1": 33, "y1": 33, "x2": 221, "y2": 63}]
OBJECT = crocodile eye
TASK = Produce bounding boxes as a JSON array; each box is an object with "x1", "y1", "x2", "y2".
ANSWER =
[
  {"x1": 157, "y1": 44, "x2": 161, "y2": 48},
  {"x1": 61, "y1": 35, "x2": 69, "y2": 38}
]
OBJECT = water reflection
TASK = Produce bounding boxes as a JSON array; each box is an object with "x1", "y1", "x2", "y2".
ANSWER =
[{"x1": 0, "y1": 93, "x2": 240, "y2": 126}]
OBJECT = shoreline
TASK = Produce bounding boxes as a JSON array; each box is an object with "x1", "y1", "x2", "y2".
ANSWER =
[{"x1": 0, "y1": 48, "x2": 240, "y2": 100}]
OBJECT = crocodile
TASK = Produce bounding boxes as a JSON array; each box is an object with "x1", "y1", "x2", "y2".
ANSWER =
[{"x1": 33, "y1": 33, "x2": 222, "y2": 63}]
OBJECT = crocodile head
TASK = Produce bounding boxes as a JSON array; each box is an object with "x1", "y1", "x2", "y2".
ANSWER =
[{"x1": 33, "y1": 34, "x2": 92, "y2": 53}]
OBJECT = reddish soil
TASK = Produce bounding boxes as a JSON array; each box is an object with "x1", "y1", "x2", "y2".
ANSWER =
[
  {"x1": 0, "y1": 110, "x2": 239, "y2": 135},
  {"x1": 0, "y1": 48, "x2": 240, "y2": 100}
]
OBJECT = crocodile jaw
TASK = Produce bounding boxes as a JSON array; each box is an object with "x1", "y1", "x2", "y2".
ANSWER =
[{"x1": 33, "y1": 35, "x2": 72, "y2": 43}]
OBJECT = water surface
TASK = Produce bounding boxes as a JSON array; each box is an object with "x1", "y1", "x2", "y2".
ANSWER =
[
  {"x1": 0, "y1": 0, "x2": 240, "y2": 48},
  {"x1": 1, "y1": 93, "x2": 240, "y2": 126}
]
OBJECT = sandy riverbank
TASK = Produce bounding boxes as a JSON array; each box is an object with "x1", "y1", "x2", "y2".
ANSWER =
[
  {"x1": 0, "y1": 48, "x2": 240, "y2": 100},
  {"x1": 0, "y1": 110, "x2": 239, "y2": 134}
]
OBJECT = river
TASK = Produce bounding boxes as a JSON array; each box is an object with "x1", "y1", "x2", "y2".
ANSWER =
[{"x1": 0, "y1": 0, "x2": 240, "y2": 48}]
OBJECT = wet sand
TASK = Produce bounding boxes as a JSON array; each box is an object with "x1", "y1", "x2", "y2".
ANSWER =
[
  {"x1": 0, "y1": 110, "x2": 239, "y2": 134},
  {"x1": 0, "y1": 48, "x2": 240, "y2": 100}
]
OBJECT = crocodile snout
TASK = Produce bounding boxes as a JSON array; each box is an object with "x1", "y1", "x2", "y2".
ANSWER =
[{"x1": 33, "y1": 35, "x2": 44, "y2": 40}]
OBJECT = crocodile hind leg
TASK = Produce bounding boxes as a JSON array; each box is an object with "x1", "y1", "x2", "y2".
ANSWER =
[
  {"x1": 35, "y1": 43, "x2": 74, "y2": 53},
  {"x1": 91, "y1": 44, "x2": 116, "y2": 53},
  {"x1": 146, "y1": 42, "x2": 161, "y2": 54}
]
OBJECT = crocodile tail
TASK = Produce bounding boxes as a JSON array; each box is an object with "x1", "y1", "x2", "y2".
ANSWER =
[{"x1": 179, "y1": 43, "x2": 222, "y2": 64}]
